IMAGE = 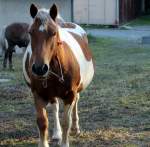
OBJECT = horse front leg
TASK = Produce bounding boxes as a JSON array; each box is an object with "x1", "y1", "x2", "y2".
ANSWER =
[
  {"x1": 71, "y1": 93, "x2": 80, "y2": 136},
  {"x1": 51, "y1": 98, "x2": 62, "y2": 144},
  {"x1": 34, "y1": 95, "x2": 49, "y2": 147},
  {"x1": 61, "y1": 91, "x2": 76, "y2": 147}
]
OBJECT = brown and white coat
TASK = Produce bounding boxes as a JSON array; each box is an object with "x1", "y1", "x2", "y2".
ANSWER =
[{"x1": 23, "y1": 4, "x2": 94, "y2": 147}]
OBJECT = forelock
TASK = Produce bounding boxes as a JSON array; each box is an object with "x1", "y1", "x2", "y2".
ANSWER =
[
  {"x1": 32, "y1": 8, "x2": 57, "y2": 32},
  {"x1": 36, "y1": 9, "x2": 49, "y2": 23}
]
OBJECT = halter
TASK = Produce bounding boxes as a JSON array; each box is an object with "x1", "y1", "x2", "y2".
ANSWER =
[{"x1": 42, "y1": 33, "x2": 64, "y2": 88}]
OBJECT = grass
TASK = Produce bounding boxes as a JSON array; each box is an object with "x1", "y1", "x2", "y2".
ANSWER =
[
  {"x1": 1, "y1": 36, "x2": 150, "y2": 146},
  {"x1": 126, "y1": 15, "x2": 150, "y2": 26},
  {"x1": 81, "y1": 24, "x2": 116, "y2": 29}
]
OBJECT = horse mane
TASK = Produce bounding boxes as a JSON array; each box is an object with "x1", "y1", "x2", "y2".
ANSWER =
[
  {"x1": 34, "y1": 8, "x2": 76, "y2": 34},
  {"x1": 37, "y1": 8, "x2": 65, "y2": 25},
  {"x1": 56, "y1": 13, "x2": 65, "y2": 23},
  {"x1": 36, "y1": 8, "x2": 77, "y2": 30}
]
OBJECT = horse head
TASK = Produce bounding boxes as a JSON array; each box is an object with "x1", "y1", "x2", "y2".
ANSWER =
[{"x1": 29, "y1": 4, "x2": 59, "y2": 77}]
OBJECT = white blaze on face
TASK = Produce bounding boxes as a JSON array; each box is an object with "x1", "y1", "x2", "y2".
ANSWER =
[
  {"x1": 36, "y1": 8, "x2": 49, "y2": 32},
  {"x1": 23, "y1": 44, "x2": 32, "y2": 84},
  {"x1": 39, "y1": 25, "x2": 45, "y2": 32},
  {"x1": 58, "y1": 27, "x2": 94, "y2": 89}
]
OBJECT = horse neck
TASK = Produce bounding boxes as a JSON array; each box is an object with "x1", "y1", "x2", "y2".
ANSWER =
[
  {"x1": 54, "y1": 31, "x2": 65, "y2": 60},
  {"x1": 51, "y1": 31, "x2": 65, "y2": 69}
]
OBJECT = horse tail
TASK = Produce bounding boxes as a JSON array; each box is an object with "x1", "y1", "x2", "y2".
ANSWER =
[{"x1": 0, "y1": 26, "x2": 8, "y2": 53}]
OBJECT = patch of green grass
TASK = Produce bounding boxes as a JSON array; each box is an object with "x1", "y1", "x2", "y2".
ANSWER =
[
  {"x1": 126, "y1": 15, "x2": 150, "y2": 26},
  {"x1": 81, "y1": 24, "x2": 116, "y2": 29}
]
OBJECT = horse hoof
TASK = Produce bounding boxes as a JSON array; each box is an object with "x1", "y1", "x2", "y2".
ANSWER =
[
  {"x1": 61, "y1": 143, "x2": 69, "y2": 147},
  {"x1": 3, "y1": 67, "x2": 6, "y2": 70},
  {"x1": 9, "y1": 67, "x2": 15, "y2": 71},
  {"x1": 38, "y1": 141, "x2": 49, "y2": 147},
  {"x1": 70, "y1": 128, "x2": 80, "y2": 136},
  {"x1": 3, "y1": 64, "x2": 7, "y2": 69},
  {"x1": 52, "y1": 138, "x2": 61, "y2": 146},
  {"x1": 52, "y1": 130, "x2": 62, "y2": 144}
]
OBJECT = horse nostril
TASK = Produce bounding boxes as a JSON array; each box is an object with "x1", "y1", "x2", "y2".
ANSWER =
[
  {"x1": 32, "y1": 64, "x2": 37, "y2": 74},
  {"x1": 42, "y1": 64, "x2": 48, "y2": 74},
  {"x1": 32, "y1": 63, "x2": 48, "y2": 76}
]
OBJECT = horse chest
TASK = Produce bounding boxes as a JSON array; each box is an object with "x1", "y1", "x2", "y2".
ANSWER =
[{"x1": 30, "y1": 76, "x2": 72, "y2": 100}]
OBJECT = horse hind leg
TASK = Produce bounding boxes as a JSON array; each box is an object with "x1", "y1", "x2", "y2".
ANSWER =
[
  {"x1": 3, "y1": 50, "x2": 9, "y2": 69},
  {"x1": 61, "y1": 91, "x2": 76, "y2": 147},
  {"x1": 70, "y1": 93, "x2": 80, "y2": 136}
]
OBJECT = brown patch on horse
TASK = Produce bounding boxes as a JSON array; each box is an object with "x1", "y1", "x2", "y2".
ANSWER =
[
  {"x1": 69, "y1": 32, "x2": 92, "y2": 61},
  {"x1": 37, "y1": 117, "x2": 48, "y2": 131},
  {"x1": 77, "y1": 83, "x2": 83, "y2": 93}
]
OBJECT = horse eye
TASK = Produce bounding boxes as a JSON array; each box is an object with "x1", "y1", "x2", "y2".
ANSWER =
[
  {"x1": 29, "y1": 28, "x2": 35, "y2": 35},
  {"x1": 52, "y1": 32, "x2": 56, "y2": 36},
  {"x1": 49, "y1": 31, "x2": 56, "y2": 36},
  {"x1": 28, "y1": 30, "x2": 32, "y2": 35}
]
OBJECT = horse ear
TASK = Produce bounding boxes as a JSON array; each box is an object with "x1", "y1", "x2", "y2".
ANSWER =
[
  {"x1": 30, "y1": 3, "x2": 38, "y2": 18},
  {"x1": 50, "y1": 4, "x2": 58, "y2": 21}
]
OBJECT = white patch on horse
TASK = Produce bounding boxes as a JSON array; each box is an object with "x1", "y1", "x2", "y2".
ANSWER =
[
  {"x1": 64, "y1": 23, "x2": 86, "y2": 37},
  {"x1": 0, "y1": 26, "x2": 8, "y2": 50},
  {"x1": 39, "y1": 25, "x2": 45, "y2": 32},
  {"x1": 4, "y1": 39, "x2": 8, "y2": 49},
  {"x1": 52, "y1": 99, "x2": 62, "y2": 142},
  {"x1": 23, "y1": 44, "x2": 32, "y2": 84},
  {"x1": 59, "y1": 27, "x2": 94, "y2": 89},
  {"x1": 57, "y1": 13, "x2": 65, "y2": 22}
]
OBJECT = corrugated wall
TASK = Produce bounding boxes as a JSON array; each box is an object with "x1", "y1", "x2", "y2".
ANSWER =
[
  {"x1": 73, "y1": 0, "x2": 119, "y2": 25},
  {"x1": 119, "y1": 0, "x2": 142, "y2": 23},
  {"x1": 0, "y1": 0, "x2": 71, "y2": 29}
]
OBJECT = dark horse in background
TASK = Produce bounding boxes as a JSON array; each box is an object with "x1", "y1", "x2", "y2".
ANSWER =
[{"x1": 0, "y1": 22, "x2": 30, "y2": 69}]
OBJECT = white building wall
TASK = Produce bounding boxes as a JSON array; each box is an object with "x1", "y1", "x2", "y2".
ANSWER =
[
  {"x1": 0, "y1": 0, "x2": 71, "y2": 30},
  {"x1": 74, "y1": 0, "x2": 119, "y2": 25},
  {"x1": 73, "y1": 0, "x2": 89, "y2": 24}
]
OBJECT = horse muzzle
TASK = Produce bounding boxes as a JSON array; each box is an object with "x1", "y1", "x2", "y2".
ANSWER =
[{"x1": 32, "y1": 63, "x2": 49, "y2": 76}]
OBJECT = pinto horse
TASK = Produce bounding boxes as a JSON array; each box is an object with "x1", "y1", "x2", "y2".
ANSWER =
[
  {"x1": 0, "y1": 23, "x2": 30, "y2": 69},
  {"x1": 23, "y1": 3, "x2": 94, "y2": 147}
]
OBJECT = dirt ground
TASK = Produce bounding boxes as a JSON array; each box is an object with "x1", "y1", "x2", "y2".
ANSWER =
[{"x1": 1, "y1": 36, "x2": 150, "y2": 147}]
